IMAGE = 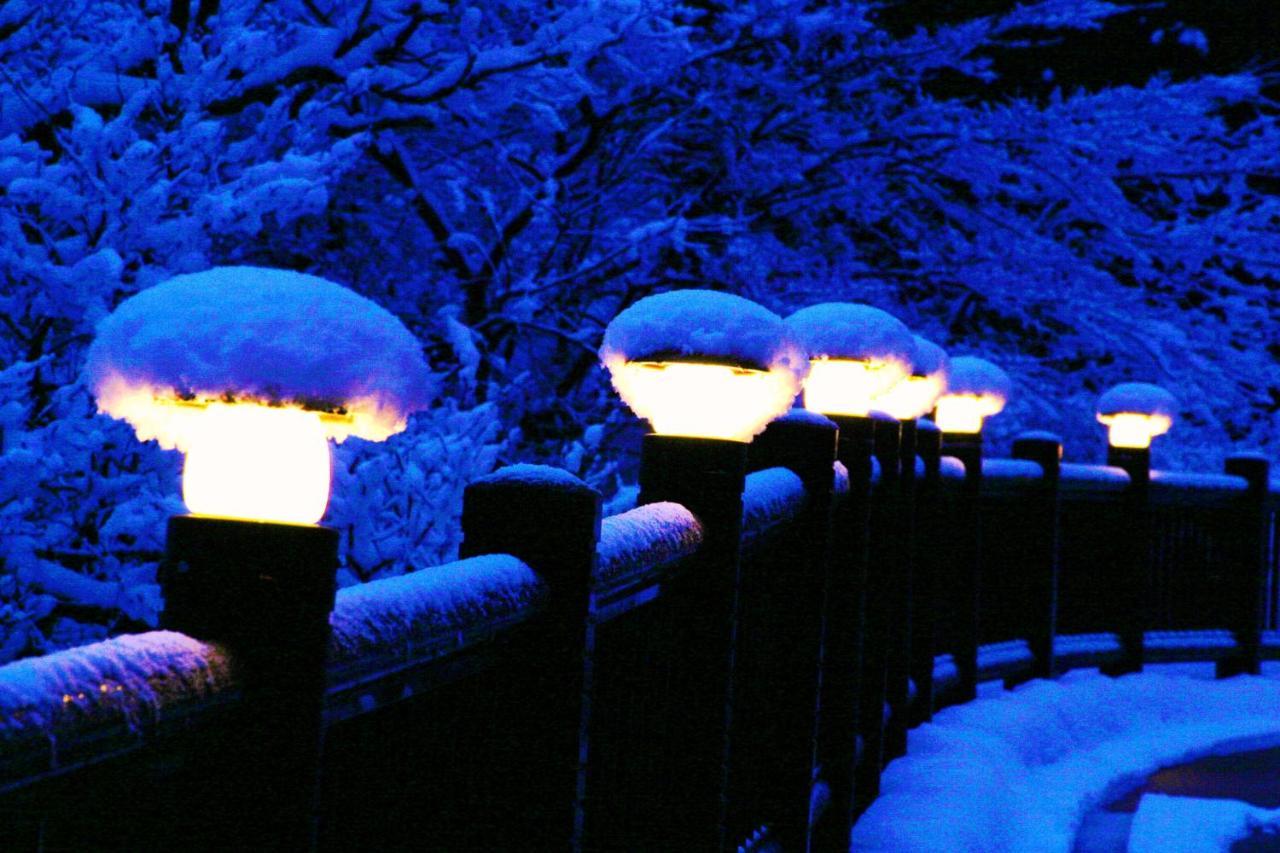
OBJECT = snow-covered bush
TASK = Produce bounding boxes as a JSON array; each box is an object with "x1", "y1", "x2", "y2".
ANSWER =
[{"x1": 2, "y1": 0, "x2": 1277, "y2": 658}]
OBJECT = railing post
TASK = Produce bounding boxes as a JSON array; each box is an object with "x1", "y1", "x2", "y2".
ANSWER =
[
  {"x1": 158, "y1": 516, "x2": 339, "y2": 849},
  {"x1": 744, "y1": 411, "x2": 838, "y2": 850},
  {"x1": 1011, "y1": 432, "x2": 1063, "y2": 683},
  {"x1": 909, "y1": 420, "x2": 943, "y2": 724},
  {"x1": 854, "y1": 413, "x2": 901, "y2": 808},
  {"x1": 637, "y1": 434, "x2": 749, "y2": 851},
  {"x1": 882, "y1": 418, "x2": 918, "y2": 763},
  {"x1": 1105, "y1": 445, "x2": 1150, "y2": 675},
  {"x1": 940, "y1": 429, "x2": 984, "y2": 705},
  {"x1": 810, "y1": 413, "x2": 874, "y2": 852},
  {"x1": 1217, "y1": 454, "x2": 1271, "y2": 679},
  {"x1": 458, "y1": 464, "x2": 601, "y2": 849}
]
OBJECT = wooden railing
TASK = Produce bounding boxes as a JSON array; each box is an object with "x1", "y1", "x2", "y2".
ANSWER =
[{"x1": 0, "y1": 414, "x2": 1275, "y2": 852}]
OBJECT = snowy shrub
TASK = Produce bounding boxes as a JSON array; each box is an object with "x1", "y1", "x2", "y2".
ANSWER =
[{"x1": 2, "y1": 0, "x2": 1278, "y2": 658}]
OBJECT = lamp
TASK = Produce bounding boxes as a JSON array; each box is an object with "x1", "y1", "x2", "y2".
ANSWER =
[
  {"x1": 1096, "y1": 382, "x2": 1176, "y2": 453},
  {"x1": 785, "y1": 303, "x2": 914, "y2": 419},
  {"x1": 934, "y1": 356, "x2": 1011, "y2": 436},
  {"x1": 84, "y1": 266, "x2": 433, "y2": 844},
  {"x1": 601, "y1": 288, "x2": 806, "y2": 844},
  {"x1": 872, "y1": 337, "x2": 949, "y2": 422}
]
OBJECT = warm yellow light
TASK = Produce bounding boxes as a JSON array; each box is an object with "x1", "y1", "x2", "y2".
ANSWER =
[
  {"x1": 873, "y1": 374, "x2": 946, "y2": 421},
  {"x1": 607, "y1": 360, "x2": 799, "y2": 442},
  {"x1": 934, "y1": 393, "x2": 1005, "y2": 434},
  {"x1": 802, "y1": 358, "x2": 909, "y2": 417},
  {"x1": 1098, "y1": 412, "x2": 1172, "y2": 449},
  {"x1": 182, "y1": 402, "x2": 332, "y2": 525}
]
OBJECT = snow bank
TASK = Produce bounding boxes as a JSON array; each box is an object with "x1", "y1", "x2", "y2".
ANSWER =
[
  {"x1": 599, "y1": 289, "x2": 806, "y2": 373},
  {"x1": 1096, "y1": 382, "x2": 1178, "y2": 419},
  {"x1": 1129, "y1": 794, "x2": 1280, "y2": 853},
  {"x1": 597, "y1": 501, "x2": 702, "y2": 586},
  {"x1": 784, "y1": 303, "x2": 913, "y2": 367},
  {"x1": 328, "y1": 554, "x2": 546, "y2": 663},
  {"x1": 85, "y1": 266, "x2": 435, "y2": 448},
  {"x1": 0, "y1": 631, "x2": 232, "y2": 750},
  {"x1": 853, "y1": 670, "x2": 1280, "y2": 852}
]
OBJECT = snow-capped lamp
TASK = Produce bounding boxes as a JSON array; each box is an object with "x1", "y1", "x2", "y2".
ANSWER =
[
  {"x1": 1096, "y1": 383, "x2": 1176, "y2": 452},
  {"x1": 785, "y1": 303, "x2": 914, "y2": 419},
  {"x1": 872, "y1": 337, "x2": 950, "y2": 422},
  {"x1": 84, "y1": 267, "x2": 433, "y2": 842},
  {"x1": 933, "y1": 356, "x2": 1011, "y2": 436},
  {"x1": 600, "y1": 289, "x2": 808, "y2": 443},
  {"x1": 1096, "y1": 382, "x2": 1177, "y2": 479},
  {"x1": 85, "y1": 267, "x2": 433, "y2": 526}
]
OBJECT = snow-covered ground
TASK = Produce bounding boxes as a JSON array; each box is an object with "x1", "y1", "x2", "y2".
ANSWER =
[{"x1": 853, "y1": 663, "x2": 1280, "y2": 852}]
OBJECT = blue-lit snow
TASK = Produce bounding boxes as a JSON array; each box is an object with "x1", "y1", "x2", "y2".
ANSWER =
[
  {"x1": 597, "y1": 501, "x2": 702, "y2": 586},
  {"x1": 84, "y1": 266, "x2": 435, "y2": 446},
  {"x1": 1129, "y1": 793, "x2": 1279, "y2": 853},
  {"x1": 785, "y1": 303, "x2": 914, "y2": 365},
  {"x1": 1096, "y1": 382, "x2": 1179, "y2": 419},
  {"x1": 598, "y1": 289, "x2": 807, "y2": 374},
  {"x1": 945, "y1": 356, "x2": 1013, "y2": 399},
  {"x1": 853, "y1": 669, "x2": 1280, "y2": 852}
]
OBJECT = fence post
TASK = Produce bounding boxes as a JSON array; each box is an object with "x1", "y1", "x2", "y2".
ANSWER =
[
  {"x1": 853, "y1": 413, "x2": 902, "y2": 808},
  {"x1": 1105, "y1": 445, "x2": 1151, "y2": 675},
  {"x1": 1011, "y1": 432, "x2": 1063, "y2": 683},
  {"x1": 1217, "y1": 454, "x2": 1271, "y2": 679},
  {"x1": 909, "y1": 420, "x2": 943, "y2": 724},
  {"x1": 458, "y1": 464, "x2": 601, "y2": 849},
  {"x1": 158, "y1": 516, "x2": 339, "y2": 849},
  {"x1": 637, "y1": 434, "x2": 749, "y2": 850},
  {"x1": 810, "y1": 413, "x2": 874, "y2": 852},
  {"x1": 744, "y1": 411, "x2": 838, "y2": 850},
  {"x1": 940, "y1": 429, "x2": 984, "y2": 705},
  {"x1": 882, "y1": 418, "x2": 918, "y2": 763}
]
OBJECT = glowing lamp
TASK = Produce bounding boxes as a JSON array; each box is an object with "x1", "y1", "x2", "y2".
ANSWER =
[
  {"x1": 600, "y1": 290, "x2": 807, "y2": 442},
  {"x1": 180, "y1": 402, "x2": 334, "y2": 525},
  {"x1": 1095, "y1": 383, "x2": 1177, "y2": 450},
  {"x1": 785, "y1": 303, "x2": 914, "y2": 418},
  {"x1": 933, "y1": 357, "x2": 1011, "y2": 435},
  {"x1": 84, "y1": 266, "x2": 434, "y2": 526},
  {"x1": 873, "y1": 337, "x2": 950, "y2": 421}
]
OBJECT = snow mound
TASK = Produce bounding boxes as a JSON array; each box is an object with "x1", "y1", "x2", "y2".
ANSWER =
[
  {"x1": 784, "y1": 303, "x2": 913, "y2": 366},
  {"x1": 946, "y1": 356, "x2": 1012, "y2": 400},
  {"x1": 0, "y1": 631, "x2": 232, "y2": 743},
  {"x1": 774, "y1": 407, "x2": 839, "y2": 429},
  {"x1": 470, "y1": 463, "x2": 591, "y2": 492},
  {"x1": 84, "y1": 266, "x2": 435, "y2": 448},
  {"x1": 909, "y1": 337, "x2": 948, "y2": 380},
  {"x1": 600, "y1": 290, "x2": 807, "y2": 441},
  {"x1": 743, "y1": 466, "x2": 806, "y2": 540},
  {"x1": 1129, "y1": 794, "x2": 1280, "y2": 853},
  {"x1": 852, "y1": 670, "x2": 1280, "y2": 852},
  {"x1": 1096, "y1": 382, "x2": 1178, "y2": 419},
  {"x1": 329, "y1": 554, "x2": 545, "y2": 662},
  {"x1": 597, "y1": 502, "x2": 702, "y2": 585},
  {"x1": 599, "y1": 289, "x2": 806, "y2": 373}
]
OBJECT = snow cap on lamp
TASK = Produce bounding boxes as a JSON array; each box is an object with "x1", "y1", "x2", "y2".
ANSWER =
[
  {"x1": 599, "y1": 289, "x2": 808, "y2": 442},
  {"x1": 934, "y1": 356, "x2": 1011, "y2": 434},
  {"x1": 84, "y1": 266, "x2": 435, "y2": 525},
  {"x1": 874, "y1": 336, "x2": 950, "y2": 420},
  {"x1": 785, "y1": 302, "x2": 914, "y2": 417},
  {"x1": 1096, "y1": 382, "x2": 1177, "y2": 449}
]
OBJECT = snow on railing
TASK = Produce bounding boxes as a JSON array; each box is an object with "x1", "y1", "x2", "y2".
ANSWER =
[{"x1": 596, "y1": 501, "x2": 702, "y2": 588}]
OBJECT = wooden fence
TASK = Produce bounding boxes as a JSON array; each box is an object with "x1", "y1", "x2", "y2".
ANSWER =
[{"x1": 0, "y1": 414, "x2": 1275, "y2": 851}]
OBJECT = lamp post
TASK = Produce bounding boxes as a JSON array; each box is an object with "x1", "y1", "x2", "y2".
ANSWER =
[
  {"x1": 1095, "y1": 382, "x2": 1176, "y2": 675},
  {"x1": 83, "y1": 266, "x2": 434, "y2": 847},
  {"x1": 935, "y1": 356, "x2": 1010, "y2": 705},
  {"x1": 784, "y1": 302, "x2": 914, "y2": 837},
  {"x1": 601, "y1": 289, "x2": 807, "y2": 850}
]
